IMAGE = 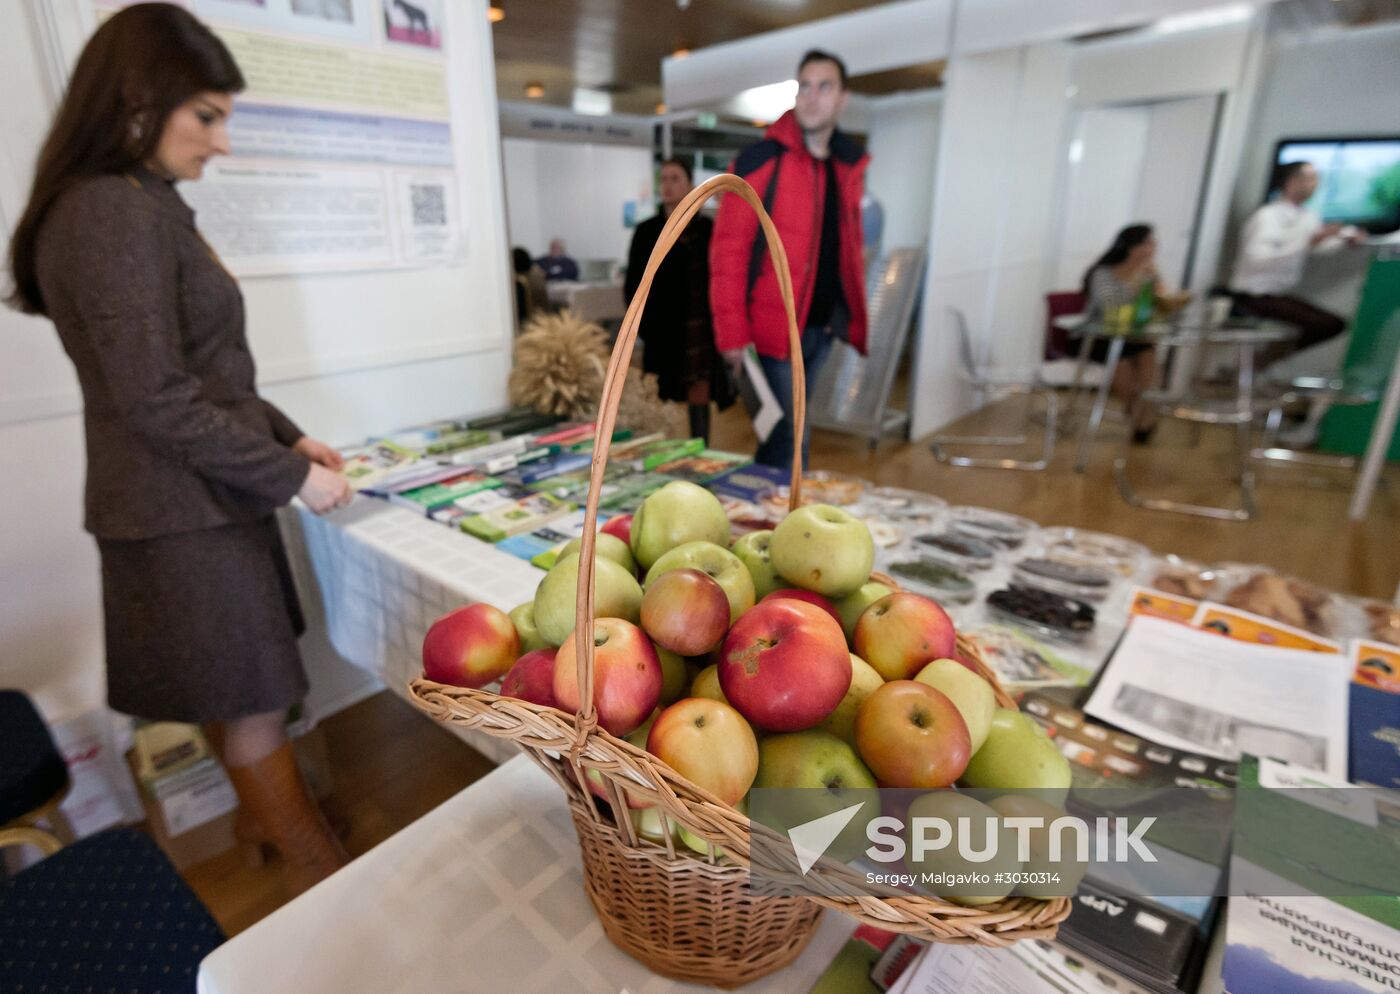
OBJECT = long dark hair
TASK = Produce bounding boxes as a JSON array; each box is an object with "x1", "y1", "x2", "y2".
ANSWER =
[
  {"x1": 1081, "y1": 223, "x2": 1153, "y2": 296},
  {"x1": 5, "y1": 3, "x2": 244, "y2": 316}
]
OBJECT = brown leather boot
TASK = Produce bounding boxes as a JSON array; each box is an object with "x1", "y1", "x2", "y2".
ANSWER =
[
  {"x1": 225, "y1": 743, "x2": 349, "y2": 894},
  {"x1": 206, "y1": 725, "x2": 349, "y2": 868}
]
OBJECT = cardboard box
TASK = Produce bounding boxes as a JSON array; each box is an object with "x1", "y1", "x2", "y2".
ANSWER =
[{"x1": 128, "y1": 724, "x2": 334, "y2": 871}]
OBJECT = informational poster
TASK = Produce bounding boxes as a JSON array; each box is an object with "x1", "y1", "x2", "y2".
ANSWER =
[{"x1": 95, "y1": 0, "x2": 462, "y2": 276}]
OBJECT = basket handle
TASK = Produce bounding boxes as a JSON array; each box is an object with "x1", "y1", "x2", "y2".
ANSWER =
[{"x1": 571, "y1": 174, "x2": 805, "y2": 741}]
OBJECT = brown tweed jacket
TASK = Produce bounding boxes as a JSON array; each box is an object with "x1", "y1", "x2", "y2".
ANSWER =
[{"x1": 35, "y1": 168, "x2": 310, "y2": 541}]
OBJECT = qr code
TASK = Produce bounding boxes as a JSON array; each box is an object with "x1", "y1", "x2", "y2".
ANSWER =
[{"x1": 410, "y1": 184, "x2": 447, "y2": 226}]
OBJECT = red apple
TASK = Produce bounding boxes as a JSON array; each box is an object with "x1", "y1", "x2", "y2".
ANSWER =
[
  {"x1": 647, "y1": 698, "x2": 759, "y2": 806},
  {"x1": 422, "y1": 603, "x2": 520, "y2": 688},
  {"x1": 855, "y1": 680, "x2": 971, "y2": 788},
  {"x1": 500, "y1": 648, "x2": 558, "y2": 707},
  {"x1": 760, "y1": 588, "x2": 841, "y2": 627},
  {"x1": 718, "y1": 599, "x2": 851, "y2": 732},
  {"x1": 601, "y1": 514, "x2": 634, "y2": 545},
  {"x1": 554, "y1": 618, "x2": 663, "y2": 737},
  {"x1": 640, "y1": 568, "x2": 730, "y2": 656},
  {"x1": 854, "y1": 592, "x2": 957, "y2": 681}
]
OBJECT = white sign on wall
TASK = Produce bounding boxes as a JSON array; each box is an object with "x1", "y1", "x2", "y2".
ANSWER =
[{"x1": 97, "y1": 0, "x2": 466, "y2": 276}]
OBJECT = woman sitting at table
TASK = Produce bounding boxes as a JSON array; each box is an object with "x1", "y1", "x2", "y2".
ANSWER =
[{"x1": 1076, "y1": 224, "x2": 1189, "y2": 444}]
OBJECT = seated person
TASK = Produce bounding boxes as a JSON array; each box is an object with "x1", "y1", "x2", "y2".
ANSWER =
[
  {"x1": 1229, "y1": 161, "x2": 1364, "y2": 355},
  {"x1": 1075, "y1": 223, "x2": 1189, "y2": 444},
  {"x1": 535, "y1": 237, "x2": 580, "y2": 282}
]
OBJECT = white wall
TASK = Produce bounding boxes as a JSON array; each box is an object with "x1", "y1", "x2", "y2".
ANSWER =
[
  {"x1": 863, "y1": 91, "x2": 942, "y2": 251},
  {"x1": 0, "y1": 0, "x2": 514, "y2": 724},
  {"x1": 1226, "y1": 20, "x2": 1400, "y2": 314},
  {"x1": 1050, "y1": 95, "x2": 1218, "y2": 290},
  {"x1": 911, "y1": 42, "x2": 1073, "y2": 438},
  {"x1": 1053, "y1": 106, "x2": 1151, "y2": 289},
  {"x1": 502, "y1": 138, "x2": 655, "y2": 266}
]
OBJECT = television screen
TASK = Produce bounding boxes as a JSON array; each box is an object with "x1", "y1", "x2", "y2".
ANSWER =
[{"x1": 1273, "y1": 137, "x2": 1400, "y2": 234}]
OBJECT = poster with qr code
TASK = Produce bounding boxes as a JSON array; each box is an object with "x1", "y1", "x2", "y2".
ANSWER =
[{"x1": 394, "y1": 171, "x2": 463, "y2": 263}]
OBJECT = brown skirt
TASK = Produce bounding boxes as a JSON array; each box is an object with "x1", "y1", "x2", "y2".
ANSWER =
[{"x1": 98, "y1": 517, "x2": 309, "y2": 724}]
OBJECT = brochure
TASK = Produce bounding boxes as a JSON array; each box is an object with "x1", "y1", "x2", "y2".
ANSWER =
[
  {"x1": 1084, "y1": 616, "x2": 1351, "y2": 777},
  {"x1": 1348, "y1": 639, "x2": 1400, "y2": 788}
]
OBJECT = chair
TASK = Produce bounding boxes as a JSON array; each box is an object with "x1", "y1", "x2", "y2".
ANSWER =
[
  {"x1": 1044, "y1": 291, "x2": 1086, "y2": 360},
  {"x1": 1251, "y1": 375, "x2": 1380, "y2": 485},
  {"x1": 0, "y1": 827, "x2": 225, "y2": 992},
  {"x1": 1040, "y1": 293, "x2": 1104, "y2": 412},
  {"x1": 1113, "y1": 331, "x2": 1271, "y2": 521},
  {"x1": 930, "y1": 307, "x2": 1059, "y2": 470},
  {"x1": 0, "y1": 690, "x2": 74, "y2": 852}
]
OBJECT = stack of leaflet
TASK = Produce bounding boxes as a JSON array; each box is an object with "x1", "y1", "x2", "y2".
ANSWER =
[
  {"x1": 1222, "y1": 756, "x2": 1400, "y2": 994},
  {"x1": 1020, "y1": 690, "x2": 1235, "y2": 994}
]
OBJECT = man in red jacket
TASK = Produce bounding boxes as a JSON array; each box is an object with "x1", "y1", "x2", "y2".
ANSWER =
[{"x1": 710, "y1": 49, "x2": 870, "y2": 468}]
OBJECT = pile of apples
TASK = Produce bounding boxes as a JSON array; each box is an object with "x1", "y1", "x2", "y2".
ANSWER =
[{"x1": 423, "y1": 480, "x2": 1072, "y2": 863}]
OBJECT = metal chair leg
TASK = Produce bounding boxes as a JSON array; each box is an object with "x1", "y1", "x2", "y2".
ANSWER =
[
  {"x1": 1114, "y1": 448, "x2": 1255, "y2": 521},
  {"x1": 931, "y1": 388, "x2": 1057, "y2": 471}
]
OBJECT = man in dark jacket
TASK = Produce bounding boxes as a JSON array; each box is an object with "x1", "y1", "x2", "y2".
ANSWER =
[{"x1": 710, "y1": 49, "x2": 870, "y2": 468}]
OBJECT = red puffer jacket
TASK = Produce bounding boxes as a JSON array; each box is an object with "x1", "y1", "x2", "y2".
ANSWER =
[{"x1": 709, "y1": 110, "x2": 870, "y2": 360}]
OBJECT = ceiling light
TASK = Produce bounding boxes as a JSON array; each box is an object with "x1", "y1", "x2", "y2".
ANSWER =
[
  {"x1": 727, "y1": 79, "x2": 798, "y2": 123},
  {"x1": 525, "y1": 82, "x2": 544, "y2": 99},
  {"x1": 573, "y1": 87, "x2": 613, "y2": 116},
  {"x1": 488, "y1": 1, "x2": 504, "y2": 22},
  {"x1": 1150, "y1": 3, "x2": 1253, "y2": 35},
  {"x1": 655, "y1": 102, "x2": 668, "y2": 114}
]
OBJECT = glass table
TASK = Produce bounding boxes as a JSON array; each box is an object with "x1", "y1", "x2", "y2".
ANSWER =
[{"x1": 1069, "y1": 315, "x2": 1297, "y2": 475}]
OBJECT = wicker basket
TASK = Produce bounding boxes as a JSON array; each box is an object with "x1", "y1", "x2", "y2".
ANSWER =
[{"x1": 409, "y1": 174, "x2": 1070, "y2": 987}]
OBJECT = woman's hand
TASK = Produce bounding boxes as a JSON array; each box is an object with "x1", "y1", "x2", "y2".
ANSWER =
[
  {"x1": 294, "y1": 436, "x2": 345, "y2": 470},
  {"x1": 298, "y1": 462, "x2": 353, "y2": 514}
]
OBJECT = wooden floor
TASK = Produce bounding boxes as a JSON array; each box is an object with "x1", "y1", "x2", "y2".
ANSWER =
[{"x1": 183, "y1": 395, "x2": 1399, "y2": 936}]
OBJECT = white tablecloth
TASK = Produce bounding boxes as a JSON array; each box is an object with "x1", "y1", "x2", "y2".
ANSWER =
[
  {"x1": 289, "y1": 497, "x2": 545, "y2": 764},
  {"x1": 197, "y1": 755, "x2": 855, "y2": 994}
]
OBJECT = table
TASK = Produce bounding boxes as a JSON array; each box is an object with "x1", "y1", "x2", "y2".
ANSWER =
[
  {"x1": 287, "y1": 497, "x2": 543, "y2": 764},
  {"x1": 196, "y1": 755, "x2": 856, "y2": 994},
  {"x1": 1070, "y1": 317, "x2": 1295, "y2": 472},
  {"x1": 546, "y1": 280, "x2": 627, "y2": 324}
]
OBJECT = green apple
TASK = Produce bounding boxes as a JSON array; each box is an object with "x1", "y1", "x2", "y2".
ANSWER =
[
  {"x1": 834, "y1": 581, "x2": 893, "y2": 645},
  {"x1": 731, "y1": 530, "x2": 783, "y2": 600},
  {"x1": 676, "y1": 794, "x2": 746, "y2": 859},
  {"x1": 754, "y1": 730, "x2": 878, "y2": 863},
  {"x1": 532, "y1": 552, "x2": 643, "y2": 647},
  {"x1": 691, "y1": 664, "x2": 728, "y2": 704},
  {"x1": 644, "y1": 541, "x2": 755, "y2": 625},
  {"x1": 631, "y1": 481, "x2": 731, "y2": 570},
  {"x1": 813, "y1": 654, "x2": 884, "y2": 746},
  {"x1": 557, "y1": 533, "x2": 636, "y2": 576},
  {"x1": 904, "y1": 790, "x2": 1020, "y2": 906},
  {"x1": 987, "y1": 794, "x2": 1088, "y2": 899},
  {"x1": 914, "y1": 658, "x2": 997, "y2": 753},
  {"x1": 631, "y1": 805, "x2": 672, "y2": 845},
  {"x1": 657, "y1": 646, "x2": 688, "y2": 704},
  {"x1": 769, "y1": 504, "x2": 875, "y2": 599},
  {"x1": 508, "y1": 601, "x2": 550, "y2": 653},
  {"x1": 960, "y1": 709, "x2": 1072, "y2": 806}
]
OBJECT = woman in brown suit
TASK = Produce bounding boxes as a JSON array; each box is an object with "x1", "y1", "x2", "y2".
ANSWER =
[{"x1": 6, "y1": 5, "x2": 349, "y2": 890}]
